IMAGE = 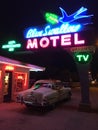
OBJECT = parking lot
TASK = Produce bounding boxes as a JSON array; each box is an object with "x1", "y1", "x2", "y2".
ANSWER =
[{"x1": 0, "y1": 87, "x2": 98, "y2": 130}]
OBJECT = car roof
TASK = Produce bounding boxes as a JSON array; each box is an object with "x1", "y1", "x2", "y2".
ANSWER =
[{"x1": 34, "y1": 79, "x2": 61, "y2": 84}]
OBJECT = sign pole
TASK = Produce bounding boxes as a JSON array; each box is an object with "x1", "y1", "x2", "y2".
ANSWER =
[
  {"x1": 69, "y1": 46, "x2": 95, "y2": 112},
  {"x1": 77, "y1": 63, "x2": 91, "y2": 111}
]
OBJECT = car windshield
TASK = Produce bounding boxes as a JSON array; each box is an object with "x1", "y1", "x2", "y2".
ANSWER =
[{"x1": 34, "y1": 83, "x2": 52, "y2": 89}]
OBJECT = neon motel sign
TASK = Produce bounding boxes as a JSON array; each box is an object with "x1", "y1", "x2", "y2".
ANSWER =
[
  {"x1": 26, "y1": 33, "x2": 85, "y2": 49},
  {"x1": 24, "y1": 7, "x2": 93, "y2": 50}
]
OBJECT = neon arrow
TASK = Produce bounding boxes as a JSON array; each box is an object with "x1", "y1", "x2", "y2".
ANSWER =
[{"x1": 2, "y1": 40, "x2": 21, "y2": 52}]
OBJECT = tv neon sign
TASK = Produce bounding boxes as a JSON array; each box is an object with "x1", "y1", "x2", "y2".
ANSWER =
[
  {"x1": 26, "y1": 33, "x2": 85, "y2": 49},
  {"x1": 24, "y1": 6, "x2": 93, "y2": 39},
  {"x1": 74, "y1": 52, "x2": 92, "y2": 64}
]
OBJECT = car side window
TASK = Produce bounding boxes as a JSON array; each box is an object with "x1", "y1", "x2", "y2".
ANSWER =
[
  {"x1": 52, "y1": 84, "x2": 58, "y2": 90},
  {"x1": 41, "y1": 83, "x2": 52, "y2": 88},
  {"x1": 48, "y1": 83, "x2": 52, "y2": 88},
  {"x1": 53, "y1": 82, "x2": 63, "y2": 90}
]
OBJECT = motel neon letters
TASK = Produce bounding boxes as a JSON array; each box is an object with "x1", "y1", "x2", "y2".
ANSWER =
[{"x1": 26, "y1": 33, "x2": 85, "y2": 49}]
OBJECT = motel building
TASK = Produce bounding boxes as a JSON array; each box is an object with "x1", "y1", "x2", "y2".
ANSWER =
[
  {"x1": 23, "y1": 6, "x2": 96, "y2": 111},
  {"x1": 0, "y1": 6, "x2": 95, "y2": 111},
  {"x1": 0, "y1": 55, "x2": 45, "y2": 103}
]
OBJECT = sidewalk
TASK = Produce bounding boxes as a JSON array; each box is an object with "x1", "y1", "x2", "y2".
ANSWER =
[{"x1": 62, "y1": 87, "x2": 98, "y2": 113}]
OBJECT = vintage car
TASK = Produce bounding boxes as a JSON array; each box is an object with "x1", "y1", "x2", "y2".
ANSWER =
[{"x1": 16, "y1": 79, "x2": 71, "y2": 107}]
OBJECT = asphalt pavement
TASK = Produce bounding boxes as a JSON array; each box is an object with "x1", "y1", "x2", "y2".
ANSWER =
[{"x1": 0, "y1": 87, "x2": 98, "y2": 130}]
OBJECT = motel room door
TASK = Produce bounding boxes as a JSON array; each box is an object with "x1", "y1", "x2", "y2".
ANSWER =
[{"x1": 3, "y1": 71, "x2": 12, "y2": 102}]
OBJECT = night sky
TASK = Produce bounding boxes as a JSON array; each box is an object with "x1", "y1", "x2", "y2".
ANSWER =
[
  {"x1": 0, "y1": 0, "x2": 98, "y2": 75},
  {"x1": 0, "y1": 0, "x2": 97, "y2": 38}
]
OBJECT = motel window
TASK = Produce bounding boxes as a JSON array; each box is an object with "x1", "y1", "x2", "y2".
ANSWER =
[{"x1": 14, "y1": 72, "x2": 27, "y2": 92}]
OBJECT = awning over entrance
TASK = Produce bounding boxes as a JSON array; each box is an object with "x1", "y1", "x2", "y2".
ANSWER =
[{"x1": 0, "y1": 56, "x2": 45, "y2": 71}]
